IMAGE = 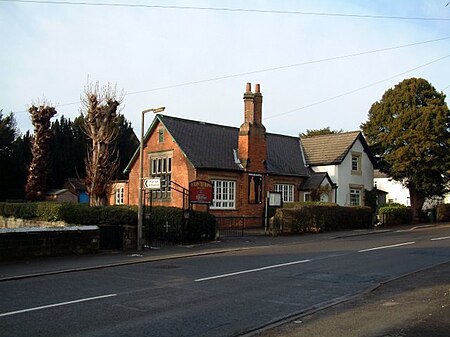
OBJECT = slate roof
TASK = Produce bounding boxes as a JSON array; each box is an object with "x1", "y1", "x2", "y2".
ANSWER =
[
  {"x1": 299, "y1": 172, "x2": 335, "y2": 190},
  {"x1": 301, "y1": 131, "x2": 375, "y2": 166},
  {"x1": 125, "y1": 115, "x2": 311, "y2": 177}
]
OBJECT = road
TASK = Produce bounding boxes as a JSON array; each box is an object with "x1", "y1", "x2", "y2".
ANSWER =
[{"x1": 1, "y1": 225, "x2": 449, "y2": 337}]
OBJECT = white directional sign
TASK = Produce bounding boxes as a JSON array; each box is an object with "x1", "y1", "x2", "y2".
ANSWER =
[{"x1": 143, "y1": 178, "x2": 161, "y2": 190}]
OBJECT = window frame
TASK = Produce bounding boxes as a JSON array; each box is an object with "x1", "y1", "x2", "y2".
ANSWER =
[
  {"x1": 274, "y1": 183, "x2": 294, "y2": 203},
  {"x1": 351, "y1": 152, "x2": 362, "y2": 175},
  {"x1": 149, "y1": 154, "x2": 172, "y2": 200},
  {"x1": 349, "y1": 187, "x2": 362, "y2": 206},
  {"x1": 115, "y1": 187, "x2": 124, "y2": 205},
  {"x1": 211, "y1": 180, "x2": 236, "y2": 210}
]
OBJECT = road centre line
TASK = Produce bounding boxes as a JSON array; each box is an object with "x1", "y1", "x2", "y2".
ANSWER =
[
  {"x1": 195, "y1": 259, "x2": 311, "y2": 282},
  {"x1": 358, "y1": 241, "x2": 415, "y2": 253},
  {"x1": 0, "y1": 294, "x2": 117, "y2": 317},
  {"x1": 430, "y1": 236, "x2": 450, "y2": 241}
]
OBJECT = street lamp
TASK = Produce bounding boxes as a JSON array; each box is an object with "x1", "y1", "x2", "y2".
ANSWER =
[{"x1": 137, "y1": 106, "x2": 166, "y2": 250}]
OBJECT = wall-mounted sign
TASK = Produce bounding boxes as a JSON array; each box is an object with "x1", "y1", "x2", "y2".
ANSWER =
[
  {"x1": 268, "y1": 191, "x2": 282, "y2": 207},
  {"x1": 143, "y1": 178, "x2": 161, "y2": 190},
  {"x1": 189, "y1": 180, "x2": 213, "y2": 204}
]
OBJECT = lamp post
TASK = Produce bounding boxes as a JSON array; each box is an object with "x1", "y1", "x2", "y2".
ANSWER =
[{"x1": 137, "y1": 106, "x2": 166, "y2": 250}]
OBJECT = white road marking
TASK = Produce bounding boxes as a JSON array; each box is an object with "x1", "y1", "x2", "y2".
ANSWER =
[
  {"x1": 195, "y1": 259, "x2": 311, "y2": 282},
  {"x1": 358, "y1": 241, "x2": 415, "y2": 253},
  {"x1": 0, "y1": 294, "x2": 117, "y2": 317},
  {"x1": 431, "y1": 236, "x2": 450, "y2": 241}
]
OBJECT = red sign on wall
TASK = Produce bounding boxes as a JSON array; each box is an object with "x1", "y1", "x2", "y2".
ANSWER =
[{"x1": 189, "y1": 180, "x2": 213, "y2": 204}]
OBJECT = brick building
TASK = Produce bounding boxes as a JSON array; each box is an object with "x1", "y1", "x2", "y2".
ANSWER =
[{"x1": 110, "y1": 83, "x2": 339, "y2": 222}]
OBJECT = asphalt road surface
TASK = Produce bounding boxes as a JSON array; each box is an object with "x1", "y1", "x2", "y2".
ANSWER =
[{"x1": 1, "y1": 225, "x2": 449, "y2": 337}]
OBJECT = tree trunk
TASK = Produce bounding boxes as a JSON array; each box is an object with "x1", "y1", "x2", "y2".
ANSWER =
[{"x1": 408, "y1": 184, "x2": 425, "y2": 224}]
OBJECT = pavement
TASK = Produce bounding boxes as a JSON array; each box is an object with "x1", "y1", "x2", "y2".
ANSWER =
[
  {"x1": 0, "y1": 226, "x2": 398, "y2": 282},
  {"x1": 1, "y1": 223, "x2": 449, "y2": 337}
]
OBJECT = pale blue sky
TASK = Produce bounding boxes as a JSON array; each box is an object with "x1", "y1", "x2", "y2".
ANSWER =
[{"x1": 1, "y1": 0, "x2": 449, "y2": 137}]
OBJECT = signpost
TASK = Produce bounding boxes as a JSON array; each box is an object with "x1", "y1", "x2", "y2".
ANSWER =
[{"x1": 143, "y1": 177, "x2": 161, "y2": 247}]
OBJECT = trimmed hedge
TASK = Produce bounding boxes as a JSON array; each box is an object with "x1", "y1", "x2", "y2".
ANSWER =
[
  {"x1": 272, "y1": 203, "x2": 373, "y2": 235},
  {"x1": 0, "y1": 202, "x2": 137, "y2": 225},
  {"x1": 147, "y1": 206, "x2": 216, "y2": 242},
  {"x1": 0, "y1": 202, "x2": 217, "y2": 243},
  {"x1": 378, "y1": 203, "x2": 413, "y2": 226},
  {"x1": 436, "y1": 204, "x2": 450, "y2": 222}
]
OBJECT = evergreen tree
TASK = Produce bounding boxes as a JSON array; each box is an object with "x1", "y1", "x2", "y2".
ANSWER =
[
  {"x1": 301, "y1": 127, "x2": 344, "y2": 138},
  {"x1": 361, "y1": 78, "x2": 450, "y2": 222}
]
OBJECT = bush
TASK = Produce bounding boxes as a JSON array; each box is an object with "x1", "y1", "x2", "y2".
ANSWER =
[
  {"x1": 378, "y1": 204, "x2": 413, "y2": 226},
  {"x1": 272, "y1": 203, "x2": 373, "y2": 235},
  {"x1": 436, "y1": 204, "x2": 450, "y2": 222},
  {"x1": 147, "y1": 206, "x2": 216, "y2": 243},
  {"x1": 0, "y1": 202, "x2": 216, "y2": 244}
]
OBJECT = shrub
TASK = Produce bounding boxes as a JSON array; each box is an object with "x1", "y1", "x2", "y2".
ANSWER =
[
  {"x1": 147, "y1": 206, "x2": 216, "y2": 242},
  {"x1": 436, "y1": 204, "x2": 450, "y2": 222},
  {"x1": 378, "y1": 204, "x2": 413, "y2": 226},
  {"x1": 272, "y1": 203, "x2": 372, "y2": 235}
]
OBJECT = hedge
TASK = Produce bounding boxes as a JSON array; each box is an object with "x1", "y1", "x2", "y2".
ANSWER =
[
  {"x1": 271, "y1": 203, "x2": 373, "y2": 235},
  {"x1": 436, "y1": 204, "x2": 450, "y2": 222},
  {"x1": 378, "y1": 203, "x2": 413, "y2": 226},
  {"x1": 147, "y1": 206, "x2": 217, "y2": 242},
  {"x1": 0, "y1": 202, "x2": 216, "y2": 243}
]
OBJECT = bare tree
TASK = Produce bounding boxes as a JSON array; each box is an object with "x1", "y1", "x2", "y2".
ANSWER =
[
  {"x1": 82, "y1": 82, "x2": 122, "y2": 206},
  {"x1": 25, "y1": 103, "x2": 57, "y2": 201}
]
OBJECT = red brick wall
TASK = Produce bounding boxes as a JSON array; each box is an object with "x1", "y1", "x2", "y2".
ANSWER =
[{"x1": 125, "y1": 119, "x2": 195, "y2": 207}]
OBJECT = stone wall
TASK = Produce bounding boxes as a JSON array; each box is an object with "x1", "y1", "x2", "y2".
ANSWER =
[{"x1": 0, "y1": 226, "x2": 99, "y2": 261}]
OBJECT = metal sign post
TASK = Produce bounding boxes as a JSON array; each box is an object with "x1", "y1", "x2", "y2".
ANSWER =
[{"x1": 143, "y1": 178, "x2": 161, "y2": 247}]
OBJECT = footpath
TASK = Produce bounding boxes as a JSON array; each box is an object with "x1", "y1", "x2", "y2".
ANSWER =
[
  {"x1": 0, "y1": 227, "x2": 393, "y2": 281},
  {"x1": 1, "y1": 224, "x2": 449, "y2": 337}
]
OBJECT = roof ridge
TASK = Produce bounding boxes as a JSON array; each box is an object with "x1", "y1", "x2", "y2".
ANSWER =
[
  {"x1": 159, "y1": 114, "x2": 238, "y2": 130},
  {"x1": 300, "y1": 130, "x2": 360, "y2": 139}
]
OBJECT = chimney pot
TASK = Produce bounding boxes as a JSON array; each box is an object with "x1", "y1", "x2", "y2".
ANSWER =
[
  {"x1": 255, "y1": 84, "x2": 260, "y2": 93},
  {"x1": 246, "y1": 83, "x2": 252, "y2": 92}
]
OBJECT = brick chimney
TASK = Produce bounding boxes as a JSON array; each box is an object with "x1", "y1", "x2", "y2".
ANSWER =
[{"x1": 238, "y1": 83, "x2": 267, "y2": 172}]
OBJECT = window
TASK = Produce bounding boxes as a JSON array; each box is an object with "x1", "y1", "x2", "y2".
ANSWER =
[
  {"x1": 158, "y1": 128, "x2": 164, "y2": 143},
  {"x1": 351, "y1": 152, "x2": 362, "y2": 175},
  {"x1": 275, "y1": 184, "x2": 294, "y2": 203},
  {"x1": 150, "y1": 156, "x2": 172, "y2": 199},
  {"x1": 248, "y1": 175, "x2": 263, "y2": 204},
  {"x1": 211, "y1": 180, "x2": 236, "y2": 209},
  {"x1": 304, "y1": 192, "x2": 312, "y2": 202},
  {"x1": 115, "y1": 187, "x2": 124, "y2": 205},
  {"x1": 350, "y1": 188, "x2": 362, "y2": 206}
]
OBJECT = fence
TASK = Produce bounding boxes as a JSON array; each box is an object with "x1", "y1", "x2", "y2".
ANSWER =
[{"x1": 216, "y1": 216, "x2": 266, "y2": 237}]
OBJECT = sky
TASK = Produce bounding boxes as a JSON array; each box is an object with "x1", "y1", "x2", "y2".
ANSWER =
[{"x1": 1, "y1": 0, "x2": 449, "y2": 137}]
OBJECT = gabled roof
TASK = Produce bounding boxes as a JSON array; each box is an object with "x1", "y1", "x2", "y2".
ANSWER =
[
  {"x1": 125, "y1": 115, "x2": 311, "y2": 177},
  {"x1": 301, "y1": 131, "x2": 376, "y2": 166},
  {"x1": 299, "y1": 172, "x2": 336, "y2": 190}
]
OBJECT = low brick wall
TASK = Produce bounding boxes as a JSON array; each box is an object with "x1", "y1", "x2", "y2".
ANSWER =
[{"x1": 0, "y1": 226, "x2": 99, "y2": 261}]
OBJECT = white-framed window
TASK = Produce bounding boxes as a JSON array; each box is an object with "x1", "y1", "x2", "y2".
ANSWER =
[
  {"x1": 150, "y1": 156, "x2": 172, "y2": 199},
  {"x1": 350, "y1": 188, "x2": 362, "y2": 206},
  {"x1": 275, "y1": 184, "x2": 294, "y2": 203},
  {"x1": 211, "y1": 180, "x2": 236, "y2": 209},
  {"x1": 351, "y1": 152, "x2": 362, "y2": 175},
  {"x1": 115, "y1": 187, "x2": 124, "y2": 205}
]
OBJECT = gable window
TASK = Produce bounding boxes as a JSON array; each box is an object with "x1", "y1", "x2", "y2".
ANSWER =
[
  {"x1": 351, "y1": 152, "x2": 362, "y2": 175},
  {"x1": 350, "y1": 187, "x2": 362, "y2": 206},
  {"x1": 150, "y1": 155, "x2": 172, "y2": 199},
  {"x1": 248, "y1": 175, "x2": 263, "y2": 204},
  {"x1": 115, "y1": 187, "x2": 124, "y2": 205},
  {"x1": 158, "y1": 128, "x2": 164, "y2": 143},
  {"x1": 275, "y1": 184, "x2": 294, "y2": 203},
  {"x1": 211, "y1": 180, "x2": 236, "y2": 209}
]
